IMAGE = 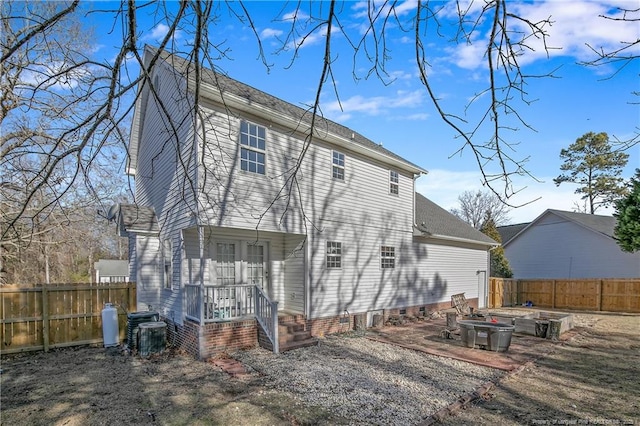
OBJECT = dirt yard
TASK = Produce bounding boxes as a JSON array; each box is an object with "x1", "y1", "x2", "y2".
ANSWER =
[
  {"x1": 1, "y1": 311, "x2": 638, "y2": 425},
  {"x1": 438, "y1": 312, "x2": 640, "y2": 425}
]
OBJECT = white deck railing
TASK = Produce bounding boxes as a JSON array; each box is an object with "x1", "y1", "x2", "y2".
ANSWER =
[
  {"x1": 184, "y1": 283, "x2": 279, "y2": 353},
  {"x1": 254, "y1": 285, "x2": 279, "y2": 354}
]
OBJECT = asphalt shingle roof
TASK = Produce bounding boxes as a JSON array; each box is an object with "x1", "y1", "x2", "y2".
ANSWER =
[
  {"x1": 144, "y1": 46, "x2": 426, "y2": 174},
  {"x1": 497, "y1": 223, "x2": 529, "y2": 244},
  {"x1": 415, "y1": 193, "x2": 497, "y2": 245},
  {"x1": 500, "y1": 209, "x2": 617, "y2": 247},
  {"x1": 119, "y1": 204, "x2": 159, "y2": 234},
  {"x1": 545, "y1": 209, "x2": 616, "y2": 238}
]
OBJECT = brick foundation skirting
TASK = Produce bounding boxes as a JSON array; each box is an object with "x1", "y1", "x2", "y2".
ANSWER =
[
  {"x1": 307, "y1": 299, "x2": 478, "y2": 338},
  {"x1": 163, "y1": 316, "x2": 258, "y2": 359},
  {"x1": 162, "y1": 299, "x2": 477, "y2": 358}
]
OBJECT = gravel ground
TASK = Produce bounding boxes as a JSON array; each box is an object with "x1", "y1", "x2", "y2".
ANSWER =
[{"x1": 233, "y1": 333, "x2": 506, "y2": 425}]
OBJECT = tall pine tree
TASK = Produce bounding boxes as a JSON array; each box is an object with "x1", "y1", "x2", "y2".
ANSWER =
[
  {"x1": 480, "y1": 213, "x2": 513, "y2": 278},
  {"x1": 614, "y1": 169, "x2": 640, "y2": 253},
  {"x1": 554, "y1": 132, "x2": 629, "y2": 214}
]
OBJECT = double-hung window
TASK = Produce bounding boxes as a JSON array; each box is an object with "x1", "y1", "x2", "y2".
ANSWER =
[
  {"x1": 380, "y1": 246, "x2": 395, "y2": 269},
  {"x1": 163, "y1": 239, "x2": 172, "y2": 289},
  {"x1": 389, "y1": 170, "x2": 399, "y2": 195},
  {"x1": 326, "y1": 241, "x2": 342, "y2": 268},
  {"x1": 332, "y1": 151, "x2": 345, "y2": 180},
  {"x1": 240, "y1": 121, "x2": 266, "y2": 174}
]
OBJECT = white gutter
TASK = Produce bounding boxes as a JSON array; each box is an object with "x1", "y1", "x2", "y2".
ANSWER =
[
  {"x1": 418, "y1": 230, "x2": 499, "y2": 247},
  {"x1": 125, "y1": 228, "x2": 160, "y2": 236}
]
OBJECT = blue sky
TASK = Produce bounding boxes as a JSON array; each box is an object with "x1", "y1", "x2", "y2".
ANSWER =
[{"x1": 90, "y1": 0, "x2": 640, "y2": 224}]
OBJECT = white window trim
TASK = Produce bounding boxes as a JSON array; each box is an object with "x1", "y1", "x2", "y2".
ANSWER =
[
  {"x1": 332, "y1": 150, "x2": 345, "y2": 181},
  {"x1": 326, "y1": 241, "x2": 342, "y2": 269},
  {"x1": 211, "y1": 240, "x2": 242, "y2": 286},
  {"x1": 389, "y1": 170, "x2": 399, "y2": 195},
  {"x1": 380, "y1": 245, "x2": 395, "y2": 269},
  {"x1": 239, "y1": 120, "x2": 267, "y2": 175},
  {"x1": 163, "y1": 238, "x2": 172, "y2": 290}
]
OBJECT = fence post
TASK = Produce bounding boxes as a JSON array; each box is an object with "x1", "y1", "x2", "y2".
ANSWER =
[
  {"x1": 42, "y1": 285, "x2": 49, "y2": 352},
  {"x1": 128, "y1": 282, "x2": 136, "y2": 312},
  {"x1": 551, "y1": 280, "x2": 556, "y2": 309},
  {"x1": 597, "y1": 279, "x2": 603, "y2": 311}
]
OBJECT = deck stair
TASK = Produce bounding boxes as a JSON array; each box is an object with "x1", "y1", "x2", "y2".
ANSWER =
[{"x1": 277, "y1": 313, "x2": 318, "y2": 352}]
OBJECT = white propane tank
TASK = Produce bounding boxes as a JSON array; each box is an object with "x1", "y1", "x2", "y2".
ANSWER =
[{"x1": 102, "y1": 303, "x2": 119, "y2": 347}]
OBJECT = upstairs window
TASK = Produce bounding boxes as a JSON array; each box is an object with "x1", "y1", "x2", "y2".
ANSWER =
[
  {"x1": 381, "y1": 246, "x2": 395, "y2": 269},
  {"x1": 240, "y1": 121, "x2": 266, "y2": 174},
  {"x1": 326, "y1": 241, "x2": 342, "y2": 268},
  {"x1": 332, "y1": 151, "x2": 345, "y2": 180},
  {"x1": 389, "y1": 170, "x2": 399, "y2": 195}
]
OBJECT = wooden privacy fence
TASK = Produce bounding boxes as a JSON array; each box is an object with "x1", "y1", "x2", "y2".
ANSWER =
[
  {"x1": 489, "y1": 277, "x2": 640, "y2": 313},
  {"x1": 1, "y1": 282, "x2": 136, "y2": 354}
]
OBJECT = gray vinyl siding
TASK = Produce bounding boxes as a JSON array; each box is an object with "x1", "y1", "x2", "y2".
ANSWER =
[
  {"x1": 307, "y1": 225, "x2": 489, "y2": 319},
  {"x1": 283, "y1": 235, "x2": 306, "y2": 313},
  {"x1": 195, "y1": 102, "x2": 414, "y2": 235},
  {"x1": 128, "y1": 235, "x2": 137, "y2": 284},
  {"x1": 134, "y1": 63, "x2": 200, "y2": 316},
  {"x1": 179, "y1": 227, "x2": 305, "y2": 310},
  {"x1": 193, "y1": 105, "x2": 417, "y2": 318},
  {"x1": 410, "y1": 241, "x2": 489, "y2": 306},
  {"x1": 505, "y1": 213, "x2": 640, "y2": 279},
  {"x1": 181, "y1": 228, "x2": 208, "y2": 286},
  {"x1": 135, "y1": 236, "x2": 161, "y2": 312}
]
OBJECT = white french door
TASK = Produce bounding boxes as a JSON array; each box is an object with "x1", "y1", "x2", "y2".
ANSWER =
[
  {"x1": 214, "y1": 242, "x2": 238, "y2": 286},
  {"x1": 246, "y1": 243, "x2": 267, "y2": 290},
  {"x1": 212, "y1": 240, "x2": 269, "y2": 292}
]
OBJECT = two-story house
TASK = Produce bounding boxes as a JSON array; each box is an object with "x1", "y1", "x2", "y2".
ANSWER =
[{"x1": 114, "y1": 46, "x2": 497, "y2": 358}]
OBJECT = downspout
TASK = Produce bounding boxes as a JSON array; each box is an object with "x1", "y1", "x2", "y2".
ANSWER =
[
  {"x1": 193, "y1": 85, "x2": 206, "y2": 357},
  {"x1": 476, "y1": 269, "x2": 487, "y2": 309},
  {"x1": 198, "y1": 225, "x2": 205, "y2": 358},
  {"x1": 484, "y1": 244, "x2": 500, "y2": 308},
  {"x1": 305, "y1": 238, "x2": 310, "y2": 318},
  {"x1": 412, "y1": 175, "x2": 417, "y2": 228}
]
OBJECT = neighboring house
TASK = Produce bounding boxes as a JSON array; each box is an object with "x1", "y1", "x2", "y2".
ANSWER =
[
  {"x1": 496, "y1": 222, "x2": 529, "y2": 245},
  {"x1": 499, "y1": 209, "x2": 640, "y2": 279},
  {"x1": 94, "y1": 259, "x2": 129, "y2": 283},
  {"x1": 113, "y1": 46, "x2": 497, "y2": 358}
]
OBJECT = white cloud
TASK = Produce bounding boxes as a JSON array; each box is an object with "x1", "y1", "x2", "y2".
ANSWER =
[
  {"x1": 283, "y1": 9, "x2": 309, "y2": 21},
  {"x1": 393, "y1": 0, "x2": 419, "y2": 16},
  {"x1": 388, "y1": 70, "x2": 413, "y2": 81},
  {"x1": 416, "y1": 169, "x2": 616, "y2": 224},
  {"x1": 144, "y1": 23, "x2": 183, "y2": 42},
  {"x1": 352, "y1": 0, "x2": 416, "y2": 20},
  {"x1": 284, "y1": 24, "x2": 336, "y2": 50},
  {"x1": 323, "y1": 90, "x2": 425, "y2": 118},
  {"x1": 450, "y1": 42, "x2": 486, "y2": 70},
  {"x1": 445, "y1": 1, "x2": 640, "y2": 70},
  {"x1": 260, "y1": 28, "x2": 282, "y2": 39},
  {"x1": 19, "y1": 61, "x2": 92, "y2": 91},
  {"x1": 404, "y1": 113, "x2": 429, "y2": 120}
]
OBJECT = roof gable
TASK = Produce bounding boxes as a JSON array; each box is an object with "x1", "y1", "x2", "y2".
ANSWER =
[
  {"x1": 129, "y1": 46, "x2": 427, "y2": 176},
  {"x1": 414, "y1": 192, "x2": 497, "y2": 246},
  {"x1": 503, "y1": 209, "x2": 617, "y2": 247}
]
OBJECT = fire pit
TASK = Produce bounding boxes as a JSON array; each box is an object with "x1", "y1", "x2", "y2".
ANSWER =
[{"x1": 458, "y1": 320, "x2": 515, "y2": 352}]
